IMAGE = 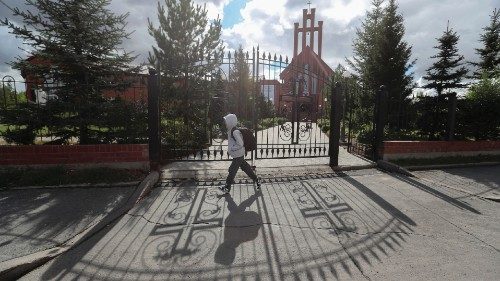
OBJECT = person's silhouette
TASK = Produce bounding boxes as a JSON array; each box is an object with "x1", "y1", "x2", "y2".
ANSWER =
[{"x1": 214, "y1": 193, "x2": 262, "y2": 265}]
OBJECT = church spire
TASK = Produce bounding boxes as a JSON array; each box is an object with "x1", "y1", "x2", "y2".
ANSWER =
[{"x1": 293, "y1": 4, "x2": 324, "y2": 58}]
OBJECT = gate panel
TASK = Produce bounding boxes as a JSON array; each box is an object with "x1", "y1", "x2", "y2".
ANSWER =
[
  {"x1": 159, "y1": 48, "x2": 333, "y2": 162},
  {"x1": 254, "y1": 50, "x2": 332, "y2": 159}
]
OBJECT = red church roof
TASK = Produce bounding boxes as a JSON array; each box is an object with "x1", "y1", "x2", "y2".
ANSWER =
[{"x1": 280, "y1": 46, "x2": 333, "y2": 82}]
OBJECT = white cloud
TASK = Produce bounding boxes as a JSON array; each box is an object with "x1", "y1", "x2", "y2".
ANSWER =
[
  {"x1": 320, "y1": 0, "x2": 369, "y2": 24},
  {"x1": 194, "y1": 0, "x2": 230, "y2": 20},
  {"x1": 0, "y1": 0, "x2": 498, "y2": 85}
]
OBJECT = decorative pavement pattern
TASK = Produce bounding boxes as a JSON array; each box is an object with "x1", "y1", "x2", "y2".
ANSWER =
[
  {"x1": 21, "y1": 167, "x2": 499, "y2": 280},
  {"x1": 23, "y1": 170, "x2": 415, "y2": 280}
]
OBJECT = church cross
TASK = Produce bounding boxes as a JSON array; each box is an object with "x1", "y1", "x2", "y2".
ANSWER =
[{"x1": 307, "y1": 0, "x2": 312, "y2": 11}]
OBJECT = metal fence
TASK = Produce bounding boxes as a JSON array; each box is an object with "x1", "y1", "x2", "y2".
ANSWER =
[
  {"x1": 157, "y1": 48, "x2": 334, "y2": 162},
  {"x1": 1, "y1": 75, "x2": 149, "y2": 145}
]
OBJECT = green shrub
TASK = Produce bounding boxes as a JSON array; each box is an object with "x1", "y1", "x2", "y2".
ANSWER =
[
  {"x1": 458, "y1": 77, "x2": 500, "y2": 140},
  {"x1": 2, "y1": 126, "x2": 37, "y2": 145},
  {"x1": 317, "y1": 118, "x2": 330, "y2": 134},
  {"x1": 258, "y1": 117, "x2": 287, "y2": 130},
  {"x1": 356, "y1": 125, "x2": 373, "y2": 144},
  {"x1": 384, "y1": 128, "x2": 428, "y2": 141},
  {"x1": 0, "y1": 102, "x2": 43, "y2": 144}
]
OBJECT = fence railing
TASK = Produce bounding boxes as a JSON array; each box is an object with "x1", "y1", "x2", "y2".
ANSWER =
[
  {"x1": 1, "y1": 75, "x2": 149, "y2": 145},
  {"x1": 347, "y1": 141, "x2": 373, "y2": 160}
]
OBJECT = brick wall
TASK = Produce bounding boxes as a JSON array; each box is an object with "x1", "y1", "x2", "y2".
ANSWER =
[
  {"x1": 382, "y1": 141, "x2": 500, "y2": 160},
  {"x1": 0, "y1": 144, "x2": 149, "y2": 168}
]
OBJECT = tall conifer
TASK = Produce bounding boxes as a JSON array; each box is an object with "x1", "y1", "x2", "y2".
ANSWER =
[
  {"x1": 148, "y1": 0, "x2": 223, "y2": 80},
  {"x1": 471, "y1": 9, "x2": 500, "y2": 78},
  {"x1": 423, "y1": 23, "x2": 468, "y2": 96},
  {"x1": 379, "y1": 0, "x2": 415, "y2": 129},
  {"x1": 1, "y1": 0, "x2": 138, "y2": 144},
  {"x1": 228, "y1": 46, "x2": 252, "y2": 119},
  {"x1": 348, "y1": 0, "x2": 415, "y2": 130}
]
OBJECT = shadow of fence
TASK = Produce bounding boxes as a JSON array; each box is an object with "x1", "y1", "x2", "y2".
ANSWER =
[{"x1": 35, "y1": 173, "x2": 416, "y2": 280}]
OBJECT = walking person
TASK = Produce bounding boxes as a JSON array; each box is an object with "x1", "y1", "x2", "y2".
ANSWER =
[{"x1": 219, "y1": 113, "x2": 261, "y2": 194}]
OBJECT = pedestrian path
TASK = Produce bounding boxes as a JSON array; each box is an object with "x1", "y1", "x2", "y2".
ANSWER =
[
  {"x1": 22, "y1": 167, "x2": 500, "y2": 280},
  {"x1": 0, "y1": 186, "x2": 135, "y2": 263},
  {"x1": 162, "y1": 146, "x2": 373, "y2": 180}
]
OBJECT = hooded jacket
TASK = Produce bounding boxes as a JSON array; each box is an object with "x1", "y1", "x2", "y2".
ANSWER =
[{"x1": 223, "y1": 114, "x2": 245, "y2": 158}]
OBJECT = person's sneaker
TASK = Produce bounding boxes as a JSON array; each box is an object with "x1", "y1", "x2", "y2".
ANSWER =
[
  {"x1": 218, "y1": 185, "x2": 230, "y2": 194},
  {"x1": 255, "y1": 179, "x2": 261, "y2": 191}
]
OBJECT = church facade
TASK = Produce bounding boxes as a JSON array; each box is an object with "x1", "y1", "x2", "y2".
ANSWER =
[{"x1": 261, "y1": 7, "x2": 333, "y2": 116}]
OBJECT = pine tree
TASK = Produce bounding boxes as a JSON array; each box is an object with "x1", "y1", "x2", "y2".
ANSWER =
[
  {"x1": 423, "y1": 23, "x2": 468, "y2": 96},
  {"x1": 148, "y1": 0, "x2": 223, "y2": 149},
  {"x1": 348, "y1": 0, "x2": 385, "y2": 92},
  {"x1": 228, "y1": 46, "x2": 252, "y2": 119},
  {"x1": 379, "y1": 0, "x2": 416, "y2": 130},
  {"x1": 471, "y1": 8, "x2": 500, "y2": 79},
  {"x1": 148, "y1": 0, "x2": 223, "y2": 80},
  {"x1": 348, "y1": 0, "x2": 415, "y2": 130},
  {"x1": 1, "y1": 0, "x2": 138, "y2": 144}
]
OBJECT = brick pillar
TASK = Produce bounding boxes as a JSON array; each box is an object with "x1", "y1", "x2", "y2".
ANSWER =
[
  {"x1": 318, "y1": 21, "x2": 323, "y2": 58},
  {"x1": 302, "y1": 9, "x2": 307, "y2": 52},
  {"x1": 294, "y1": 23, "x2": 299, "y2": 57},
  {"x1": 310, "y1": 8, "x2": 316, "y2": 52}
]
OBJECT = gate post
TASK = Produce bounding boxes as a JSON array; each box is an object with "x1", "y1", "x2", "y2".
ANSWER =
[
  {"x1": 373, "y1": 85, "x2": 388, "y2": 161},
  {"x1": 148, "y1": 68, "x2": 161, "y2": 171},
  {"x1": 329, "y1": 82, "x2": 342, "y2": 166}
]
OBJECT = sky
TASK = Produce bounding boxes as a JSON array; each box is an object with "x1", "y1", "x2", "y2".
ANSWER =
[{"x1": 0, "y1": 0, "x2": 498, "y2": 88}]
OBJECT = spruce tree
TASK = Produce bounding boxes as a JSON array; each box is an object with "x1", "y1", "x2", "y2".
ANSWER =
[
  {"x1": 348, "y1": 0, "x2": 415, "y2": 131},
  {"x1": 423, "y1": 23, "x2": 468, "y2": 96},
  {"x1": 1, "y1": 0, "x2": 138, "y2": 144},
  {"x1": 228, "y1": 46, "x2": 252, "y2": 119},
  {"x1": 471, "y1": 8, "x2": 500, "y2": 79},
  {"x1": 148, "y1": 0, "x2": 223, "y2": 80},
  {"x1": 379, "y1": 0, "x2": 416, "y2": 130},
  {"x1": 148, "y1": 0, "x2": 224, "y2": 149},
  {"x1": 348, "y1": 0, "x2": 385, "y2": 92}
]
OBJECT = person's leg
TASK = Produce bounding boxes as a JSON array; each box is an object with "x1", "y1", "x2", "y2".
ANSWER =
[
  {"x1": 225, "y1": 157, "x2": 243, "y2": 190},
  {"x1": 239, "y1": 158, "x2": 258, "y2": 182}
]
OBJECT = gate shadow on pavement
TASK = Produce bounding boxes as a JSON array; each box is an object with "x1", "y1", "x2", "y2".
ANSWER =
[
  {"x1": 34, "y1": 172, "x2": 417, "y2": 281},
  {"x1": 0, "y1": 187, "x2": 133, "y2": 264},
  {"x1": 416, "y1": 166, "x2": 500, "y2": 200},
  {"x1": 389, "y1": 173, "x2": 481, "y2": 214}
]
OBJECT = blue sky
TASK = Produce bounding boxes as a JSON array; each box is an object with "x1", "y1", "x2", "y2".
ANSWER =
[{"x1": 221, "y1": 0, "x2": 246, "y2": 28}]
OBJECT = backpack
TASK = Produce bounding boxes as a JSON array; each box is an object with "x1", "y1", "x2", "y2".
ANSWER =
[{"x1": 231, "y1": 127, "x2": 257, "y2": 152}]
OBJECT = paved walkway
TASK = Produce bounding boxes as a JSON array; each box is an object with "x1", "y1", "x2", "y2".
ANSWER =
[
  {"x1": 0, "y1": 186, "x2": 136, "y2": 263},
  {"x1": 22, "y1": 166, "x2": 500, "y2": 280},
  {"x1": 162, "y1": 146, "x2": 373, "y2": 179}
]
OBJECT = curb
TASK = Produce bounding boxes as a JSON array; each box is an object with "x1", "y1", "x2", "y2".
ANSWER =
[
  {"x1": 377, "y1": 160, "x2": 415, "y2": 177},
  {"x1": 405, "y1": 161, "x2": 500, "y2": 171},
  {"x1": 4, "y1": 181, "x2": 140, "y2": 191},
  {"x1": 162, "y1": 164, "x2": 378, "y2": 181},
  {"x1": 0, "y1": 171, "x2": 160, "y2": 281}
]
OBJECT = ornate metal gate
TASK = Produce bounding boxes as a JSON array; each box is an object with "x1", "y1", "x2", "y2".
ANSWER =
[{"x1": 156, "y1": 47, "x2": 334, "y2": 162}]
